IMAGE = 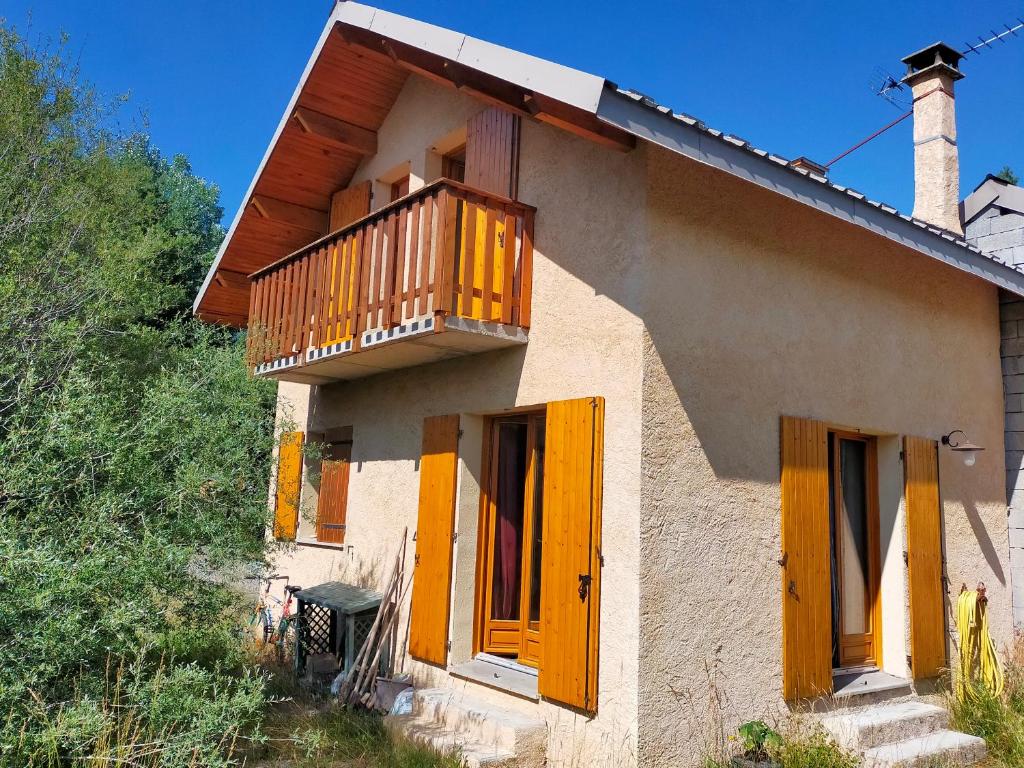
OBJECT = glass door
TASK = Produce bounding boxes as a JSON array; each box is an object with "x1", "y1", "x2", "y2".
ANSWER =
[
  {"x1": 478, "y1": 414, "x2": 546, "y2": 666},
  {"x1": 829, "y1": 432, "x2": 882, "y2": 669}
]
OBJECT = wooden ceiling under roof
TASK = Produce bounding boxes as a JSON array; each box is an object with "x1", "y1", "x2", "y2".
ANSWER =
[
  {"x1": 197, "y1": 34, "x2": 408, "y2": 325},
  {"x1": 197, "y1": 22, "x2": 635, "y2": 327}
]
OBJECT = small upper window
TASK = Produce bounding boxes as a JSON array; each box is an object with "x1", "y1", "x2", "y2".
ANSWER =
[
  {"x1": 390, "y1": 175, "x2": 410, "y2": 202},
  {"x1": 442, "y1": 146, "x2": 466, "y2": 184}
]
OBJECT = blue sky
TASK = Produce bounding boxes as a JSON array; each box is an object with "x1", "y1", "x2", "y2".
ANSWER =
[{"x1": 4, "y1": 1, "x2": 1022, "y2": 223}]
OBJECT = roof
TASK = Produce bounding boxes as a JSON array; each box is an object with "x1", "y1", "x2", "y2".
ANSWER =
[
  {"x1": 961, "y1": 174, "x2": 1024, "y2": 226},
  {"x1": 194, "y1": 2, "x2": 1024, "y2": 322},
  {"x1": 295, "y1": 581, "x2": 382, "y2": 613}
]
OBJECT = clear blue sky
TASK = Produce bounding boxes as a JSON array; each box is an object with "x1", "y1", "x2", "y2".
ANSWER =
[{"x1": 4, "y1": 1, "x2": 1022, "y2": 223}]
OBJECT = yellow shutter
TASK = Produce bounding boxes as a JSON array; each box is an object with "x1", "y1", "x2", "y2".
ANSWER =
[
  {"x1": 408, "y1": 415, "x2": 460, "y2": 665},
  {"x1": 780, "y1": 415, "x2": 832, "y2": 700},
  {"x1": 539, "y1": 396, "x2": 604, "y2": 713},
  {"x1": 904, "y1": 435, "x2": 946, "y2": 679},
  {"x1": 329, "y1": 180, "x2": 371, "y2": 231},
  {"x1": 273, "y1": 431, "x2": 304, "y2": 541}
]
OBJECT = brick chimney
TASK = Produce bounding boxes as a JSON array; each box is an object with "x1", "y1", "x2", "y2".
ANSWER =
[{"x1": 901, "y1": 42, "x2": 965, "y2": 234}]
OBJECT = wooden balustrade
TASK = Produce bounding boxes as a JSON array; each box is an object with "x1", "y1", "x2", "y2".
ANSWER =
[{"x1": 246, "y1": 179, "x2": 535, "y2": 369}]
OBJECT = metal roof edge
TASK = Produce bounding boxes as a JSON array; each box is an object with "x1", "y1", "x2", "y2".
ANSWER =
[{"x1": 597, "y1": 87, "x2": 1024, "y2": 297}]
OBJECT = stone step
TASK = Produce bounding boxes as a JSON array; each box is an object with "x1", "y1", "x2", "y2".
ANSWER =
[
  {"x1": 387, "y1": 714, "x2": 519, "y2": 767},
  {"x1": 409, "y1": 687, "x2": 547, "y2": 760},
  {"x1": 861, "y1": 730, "x2": 988, "y2": 768},
  {"x1": 820, "y1": 701, "x2": 948, "y2": 750}
]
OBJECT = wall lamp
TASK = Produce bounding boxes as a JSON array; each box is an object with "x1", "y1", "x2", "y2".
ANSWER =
[{"x1": 942, "y1": 430, "x2": 984, "y2": 467}]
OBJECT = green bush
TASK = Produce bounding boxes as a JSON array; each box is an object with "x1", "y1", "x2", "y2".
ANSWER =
[{"x1": 0, "y1": 22, "x2": 277, "y2": 766}]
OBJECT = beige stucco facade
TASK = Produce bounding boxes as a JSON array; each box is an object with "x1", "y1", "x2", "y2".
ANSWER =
[{"x1": 263, "y1": 73, "x2": 1011, "y2": 768}]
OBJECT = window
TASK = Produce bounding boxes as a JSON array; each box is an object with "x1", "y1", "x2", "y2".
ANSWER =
[
  {"x1": 442, "y1": 145, "x2": 466, "y2": 184},
  {"x1": 389, "y1": 175, "x2": 410, "y2": 203}
]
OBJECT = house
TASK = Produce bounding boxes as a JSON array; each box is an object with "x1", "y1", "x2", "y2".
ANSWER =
[{"x1": 194, "y1": 6, "x2": 1021, "y2": 766}]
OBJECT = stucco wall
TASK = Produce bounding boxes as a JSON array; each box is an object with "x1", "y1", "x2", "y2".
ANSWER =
[
  {"x1": 638, "y1": 145, "x2": 1010, "y2": 766},
  {"x1": 269, "y1": 75, "x2": 645, "y2": 768}
]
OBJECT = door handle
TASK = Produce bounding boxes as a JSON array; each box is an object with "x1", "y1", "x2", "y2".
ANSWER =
[{"x1": 578, "y1": 574, "x2": 592, "y2": 601}]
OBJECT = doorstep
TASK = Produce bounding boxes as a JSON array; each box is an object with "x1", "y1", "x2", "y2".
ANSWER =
[
  {"x1": 833, "y1": 668, "x2": 912, "y2": 699},
  {"x1": 451, "y1": 654, "x2": 539, "y2": 701}
]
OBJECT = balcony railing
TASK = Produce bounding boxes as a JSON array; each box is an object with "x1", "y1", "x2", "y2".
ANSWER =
[{"x1": 246, "y1": 179, "x2": 535, "y2": 378}]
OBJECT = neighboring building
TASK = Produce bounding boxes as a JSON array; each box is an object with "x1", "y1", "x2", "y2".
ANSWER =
[
  {"x1": 963, "y1": 174, "x2": 1024, "y2": 625},
  {"x1": 195, "y1": 7, "x2": 1021, "y2": 767}
]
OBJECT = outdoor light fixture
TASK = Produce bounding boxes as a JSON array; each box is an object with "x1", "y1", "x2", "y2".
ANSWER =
[{"x1": 942, "y1": 430, "x2": 984, "y2": 467}]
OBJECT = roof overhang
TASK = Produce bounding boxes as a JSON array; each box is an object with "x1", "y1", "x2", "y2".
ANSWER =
[
  {"x1": 195, "y1": 2, "x2": 1024, "y2": 324},
  {"x1": 961, "y1": 174, "x2": 1024, "y2": 226}
]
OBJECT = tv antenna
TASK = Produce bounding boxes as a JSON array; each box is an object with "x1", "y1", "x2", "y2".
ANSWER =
[{"x1": 827, "y1": 16, "x2": 1024, "y2": 169}]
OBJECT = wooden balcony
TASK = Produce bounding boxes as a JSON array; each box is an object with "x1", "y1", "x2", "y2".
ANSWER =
[{"x1": 246, "y1": 179, "x2": 535, "y2": 384}]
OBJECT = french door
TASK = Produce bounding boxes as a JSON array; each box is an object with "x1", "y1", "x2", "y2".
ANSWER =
[
  {"x1": 477, "y1": 413, "x2": 546, "y2": 666},
  {"x1": 829, "y1": 432, "x2": 882, "y2": 669}
]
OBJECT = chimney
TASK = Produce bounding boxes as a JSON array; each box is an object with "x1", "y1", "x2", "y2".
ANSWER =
[{"x1": 901, "y1": 42, "x2": 965, "y2": 234}]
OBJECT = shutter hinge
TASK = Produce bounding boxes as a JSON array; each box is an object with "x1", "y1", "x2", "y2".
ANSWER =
[
  {"x1": 447, "y1": 640, "x2": 452, "y2": 652},
  {"x1": 900, "y1": 450, "x2": 905, "y2": 462},
  {"x1": 458, "y1": 429, "x2": 464, "y2": 439},
  {"x1": 597, "y1": 547, "x2": 605, "y2": 567},
  {"x1": 452, "y1": 532, "x2": 459, "y2": 543},
  {"x1": 412, "y1": 530, "x2": 417, "y2": 541},
  {"x1": 903, "y1": 550, "x2": 909, "y2": 566}
]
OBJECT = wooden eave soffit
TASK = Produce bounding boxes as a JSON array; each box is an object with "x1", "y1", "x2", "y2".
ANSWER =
[
  {"x1": 334, "y1": 23, "x2": 636, "y2": 153},
  {"x1": 290, "y1": 106, "x2": 379, "y2": 156},
  {"x1": 250, "y1": 195, "x2": 328, "y2": 234}
]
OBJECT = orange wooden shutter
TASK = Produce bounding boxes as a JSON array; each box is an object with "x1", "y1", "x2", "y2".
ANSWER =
[
  {"x1": 329, "y1": 180, "x2": 371, "y2": 231},
  {"x1": 273, "y1": 431, "x2": 304, "y2": 541},
  {"x1": 408, "y1": 414, "x2": 460, "y2": 665},
  {"x1": 780, "y1": 415, "x2": 832, "y2": 700},
  {"x1": 904, "y1": 435, "x2": 946, "y2": 679},
  {"x1": 316, "y1": 442, "x2": 352, "y2": 544},
  {"x1": 465, "y1": 107, "x2": 520, "y2": 198},
  {"x1": 538, "y1": 396, "x2": 604, "y2": 713}
]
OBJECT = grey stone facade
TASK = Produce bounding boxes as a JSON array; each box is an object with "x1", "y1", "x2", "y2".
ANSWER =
[{"x1": 964, "y1": 180, "x2": 1024, "y2": 624}]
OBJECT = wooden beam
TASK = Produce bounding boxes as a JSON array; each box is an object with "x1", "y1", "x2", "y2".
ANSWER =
[
  {"x1": 291, "y1": 106, "x2": 378, "y2": 156},
  {"x1": 250, "y1": 195, "x2": 328, "y2": 234},
  {"x1": 335, "y1": 25, "x2": 634, "y2": 153},
  {"x1": 524, "y1": 93, "x2": 636, "y2": 152}
]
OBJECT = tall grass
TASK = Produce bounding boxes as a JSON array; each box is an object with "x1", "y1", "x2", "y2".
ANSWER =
[{"x1": 948, "y1": 631, "x2": 1024, "y2": 767}]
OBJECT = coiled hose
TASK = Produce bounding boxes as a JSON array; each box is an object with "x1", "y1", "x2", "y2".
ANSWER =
[{"x1": 956, "y1": 584, "x2": 1004, "y2": 699}]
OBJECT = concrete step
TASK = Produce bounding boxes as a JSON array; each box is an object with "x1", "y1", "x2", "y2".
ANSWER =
[
  {"x1": 387, "y1": 714, "x2": 519, "y2": 768},
  {"x1": 861, "y1": 730, "x2": 988, "y2": 767},
  {"x1": 820, "y1": 701, "x2": 948, "y2": 750},
  {"x1": 409, "y1": 688, "x2": 547, "y2": 759}
]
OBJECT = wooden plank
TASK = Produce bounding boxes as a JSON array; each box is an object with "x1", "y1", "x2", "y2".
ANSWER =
[
  {"x1": 292, "y1": 106, "x2": 378, "y2": 156},
  {"x1": 435, "y1": 190, "x2": 457, "y2": 315},
  {"x1": 348, "y1": 228, "x2": 365, "y2": 341},
  {"x1": 404, "y1": 199, "x2": 421, "y2": 320},
  {"x1": 905, "y1": 435, "x2": 946, "y2": 679},
  {"x1": 461, "y1": 199, "x2": 478, "y2": 316},
  {"x1": 418, "y1": 194, "x2": 434, "y2": 316},
  {"x1": 294, "y1": 255, "x2": 308, "y2": 358},
  {"x1": 356, "y1": 222, "x2": 375, "y2": 337},
  {"x1": 330, "y1": 238, "x2": 346, "y2": 342},
  {"x1": 518, "y1": 210, "x2": 534, "y2": 328},
  {"x1": 500, "y1": 212, "x2": 516, "y2": 324},
  {"x1": 408, "y1": 415, "x2": 460, "y2": 665},
  {"x1": 481, "y1": 206, "x2": 497, "y2": 321},
  {"x1": 392, "y1": 203, "x2": 408, "y2": 326}
]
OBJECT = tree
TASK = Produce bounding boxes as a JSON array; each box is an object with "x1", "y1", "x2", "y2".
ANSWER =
[
  {"x1": 996, "y1": 165, "x2": 1020, "y2": 185},
  {"x1": 0, "y1": 24, "x2": 277, "y2": 766}
]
